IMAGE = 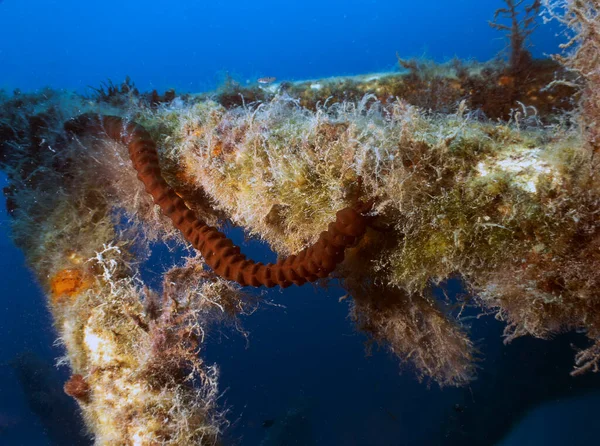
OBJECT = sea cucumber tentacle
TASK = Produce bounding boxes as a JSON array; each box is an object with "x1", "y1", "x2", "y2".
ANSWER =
[{"x1": 64, "y1": 113, "x2": 371, "y2": 288}]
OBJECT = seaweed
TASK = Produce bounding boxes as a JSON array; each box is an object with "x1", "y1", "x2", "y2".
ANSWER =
[{"x1": 489, "y1": 0, "x2": 542, "y2": 75}]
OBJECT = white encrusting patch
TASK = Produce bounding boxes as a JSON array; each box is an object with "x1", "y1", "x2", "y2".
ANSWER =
[{"x1": 476, "y1": 148, "x2": 557, "y2": 193}]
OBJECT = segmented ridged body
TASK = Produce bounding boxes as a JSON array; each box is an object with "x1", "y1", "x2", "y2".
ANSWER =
[{"x1": 65, "y1": 114, "x2": 369, "y2": 288}]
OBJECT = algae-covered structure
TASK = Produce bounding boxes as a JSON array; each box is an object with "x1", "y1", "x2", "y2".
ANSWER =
[{"x1": 0, "y1": 0, "x2": 599, "y2": 444}]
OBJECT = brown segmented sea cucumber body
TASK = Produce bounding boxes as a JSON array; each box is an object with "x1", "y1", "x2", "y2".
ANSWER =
[{"x1": 64, "y1": 114, "x2": 370, "y2": 288}]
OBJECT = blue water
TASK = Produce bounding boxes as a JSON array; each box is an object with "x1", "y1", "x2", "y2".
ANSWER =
[
  {"x1": 0, "y1": 0, "x2": 562, "y2": 93},
  {"x1": 2, "y1": 1, "x2": 600, "y2": 445}
]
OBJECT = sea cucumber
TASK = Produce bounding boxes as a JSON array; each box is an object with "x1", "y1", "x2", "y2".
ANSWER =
[{"x1": 64, "y1": 114, "x2": 370, "y2": 288}]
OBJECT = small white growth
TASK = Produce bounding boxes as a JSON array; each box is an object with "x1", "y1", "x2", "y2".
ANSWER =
[
  {"x1": 476, "y1": 148, "x2": 557, "y2": 193},
  {"x1": 88, "y1": 243, "x2": 122, "y2": 294},
  {"x1": 84, "y1": 324, "x2": 116, "y2": 366},
  {"x1": 310, "y1": 83, "x2": 323, "y2": 90},
  {"x1": 131, "y1": 430, "x2": 144, "y2": 446},
  {"x1": 169, "y1": 97, "x2": 185, "y2": 109},
  {"x1": 476, "y1": 162, "x2": 489, "y2": 176}
]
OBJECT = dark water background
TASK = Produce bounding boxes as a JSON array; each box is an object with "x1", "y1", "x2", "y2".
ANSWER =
[{"x1": 2, "y1": 0, "x2": 600, "y2": 445}]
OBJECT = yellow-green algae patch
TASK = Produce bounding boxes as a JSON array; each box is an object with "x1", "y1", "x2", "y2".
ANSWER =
[{"x1": 150, "y1": 89, "x2": 598, "y2": 377}]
